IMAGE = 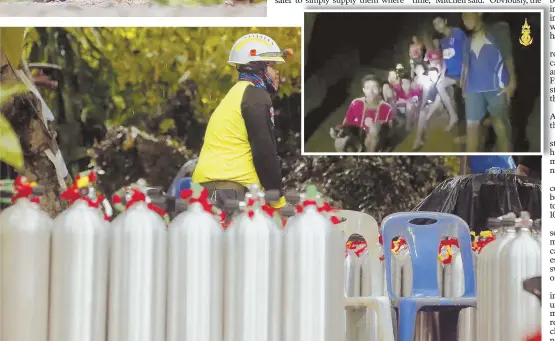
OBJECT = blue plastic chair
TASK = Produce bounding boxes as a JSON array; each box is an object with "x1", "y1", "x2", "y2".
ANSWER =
[{"x1": 381, "y1": 212, "x2": 476, "y2": 341}]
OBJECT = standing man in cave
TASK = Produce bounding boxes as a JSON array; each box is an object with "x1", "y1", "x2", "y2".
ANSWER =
[
  {"x1": 461, "y1": 12, "x2": 516, "y2": 153},
  {"x1": 192, "y1": 34, "x2": 293, "y2": 213}
]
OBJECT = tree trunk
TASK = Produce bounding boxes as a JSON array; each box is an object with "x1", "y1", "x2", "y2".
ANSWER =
[{"x1": 1, "y1": 90, "x2": 69, "y2": 217}]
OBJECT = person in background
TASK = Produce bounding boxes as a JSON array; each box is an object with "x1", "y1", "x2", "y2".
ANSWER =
[
  {"x1": 411, "y1": 64, "x2": 427, "y2": 134},
  {"x1": 424, "y1": 35, "x2": 444, "y2": 71},
  {"x1": 388, "y1": 69, "x2": 401, "y2": 93},
  {"x1": 433, "y1": 14, "x2": 467, "y2": 132},
  {"x1": 468, "y1": 155, "x2": 540, "y2": 180},
  {"x1": 394, "y1": 74, "x2": 412, "y2": 119},
  {"x1": 461, "y1": 12, "x2": 515, "y2": 152},
  {"x1": 409, "y1": 35, "x2": 425, "y2": 78},
  {"x1": 467, "y1": 155, "x2": 515, "y2": 173},
  {"x1": 395, "y1": 63, "x2": 405, "y2": 81},
  {"x1": 412, "y1": 63, "x2": 427, "y2": 88},
  {"x1": 382, "y1": 82, "x2": 397, "y2": 107},
  {"x1": 395, "y1": 73, "x2": 422, "y2": 132},
  {"x1": 341, "y1": 74, "x2": 394, "y2": 152},
  {"x1": 382, "y1": 83, "x2": 398, "y2": 125},
  {"x1": 32, "y1": 70, "x2": 58, "y2": 89},
  {"x1": 422, "y1": 67, "x2": 443, "y2": 121},
  {"x1": 193, "y1": 34, "x2": 293, "y2": 210},
  {"x1": 413, "y1": 67, "x2": 442, "y2": 151},
  {"x1": 514, "y1": 156, "x2": 541, "y2": 179},
  {"x1": 377, "y1": 82, "x2": 407, "y2": 152}
]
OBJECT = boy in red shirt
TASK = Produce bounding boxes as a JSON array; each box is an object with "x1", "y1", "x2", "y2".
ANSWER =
[{"x1": 339, "y1": 74, "x2": 394, "y2": 152}]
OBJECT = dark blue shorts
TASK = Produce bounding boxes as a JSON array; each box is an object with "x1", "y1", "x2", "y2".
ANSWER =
[{"x1": 465, "y1": 90, "x2": 509, "y2": 122}]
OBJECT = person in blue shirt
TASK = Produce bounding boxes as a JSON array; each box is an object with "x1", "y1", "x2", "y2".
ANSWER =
[
  {"x1": 433, "y1": 14, "x2": 467, "y2": 133},
  {"x1": 461, "y1": 12, "x2": 516, "y2": 153},
  {"x1": 468, "y1": 155, "x2": 516, "y2": 173}
]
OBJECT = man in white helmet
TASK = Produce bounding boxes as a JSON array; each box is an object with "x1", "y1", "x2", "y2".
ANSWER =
[{"x1": 192, "y1": 34, "x2": 293, "y2": 210}]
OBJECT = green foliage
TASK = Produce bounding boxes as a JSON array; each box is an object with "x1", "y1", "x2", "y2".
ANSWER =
[
  {"x1": 0, "y1": 83, "x2": 27, "y2": 170},
  {"x1": 159, "y1": 118, "x2": 175, "y2": 133},
  {"x1": 22, "y1": 27, "x2": 301, "y2": 127},
  {"x1": 444, "y1": 156, "x2": 461, "y2": 176},
  {"x1": 0, "y1": 27, "x2": 25, "y2": 69},
  {"x1": 0, "y1": 82, "x2": 27, "y2": 104},
  {"x1": 0, "y1": 113, "x2": 24, "y2": 170}
]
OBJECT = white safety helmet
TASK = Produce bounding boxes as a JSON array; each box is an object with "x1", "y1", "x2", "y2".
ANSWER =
[{"x1": 228, "y1": 33, "x2": 293, "y2": 66}]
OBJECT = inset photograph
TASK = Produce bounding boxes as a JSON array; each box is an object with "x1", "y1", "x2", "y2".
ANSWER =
[{"x1": 303, "y1": 11, "x2": 542, "y2": 153}]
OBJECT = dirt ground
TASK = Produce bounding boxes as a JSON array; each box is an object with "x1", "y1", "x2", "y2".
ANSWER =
[{"x1": 0, "y1": 0, "x2": 266, "y2": 16}]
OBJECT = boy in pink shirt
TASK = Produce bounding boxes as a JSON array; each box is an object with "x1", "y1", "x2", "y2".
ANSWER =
[{"x1": 424, "y1": 36, "x2": 444, "y2": 71}]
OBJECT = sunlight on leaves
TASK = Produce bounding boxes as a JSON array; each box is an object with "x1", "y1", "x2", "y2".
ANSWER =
[
  {"x1": 0, "y1": 83, "x2": 27, "y2": 170},
  {"x1": 0, "y1": 27, "x2": 26, "y2": 70},
  {"x1": 0, "y1": 113, "x2": 24, "y2": 170},
  {"x1": 0, "y1": 83, "x2": 27, "y2": 104},
  {"x1": 159, "y1": 118, "x2": 175, "y2": 133}
]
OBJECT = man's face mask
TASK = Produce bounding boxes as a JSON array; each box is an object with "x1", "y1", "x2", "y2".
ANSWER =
[{"x1": 265, "y1": 63, "x2": 279, "y2": 91}]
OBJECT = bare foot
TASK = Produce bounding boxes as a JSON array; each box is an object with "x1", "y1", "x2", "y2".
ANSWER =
[
  {"x1": 453, "y1": 135, "x2": 466, "y2": 144},
  {"x1": 445, "y1": 118, "x2": 458, "y2": 132},
  {"x1": 482, "y1": 117, "x2": 492, "y2": 127},
  {"x1": 412, "y1": 140, "x2": 425, "y2": 152}
]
